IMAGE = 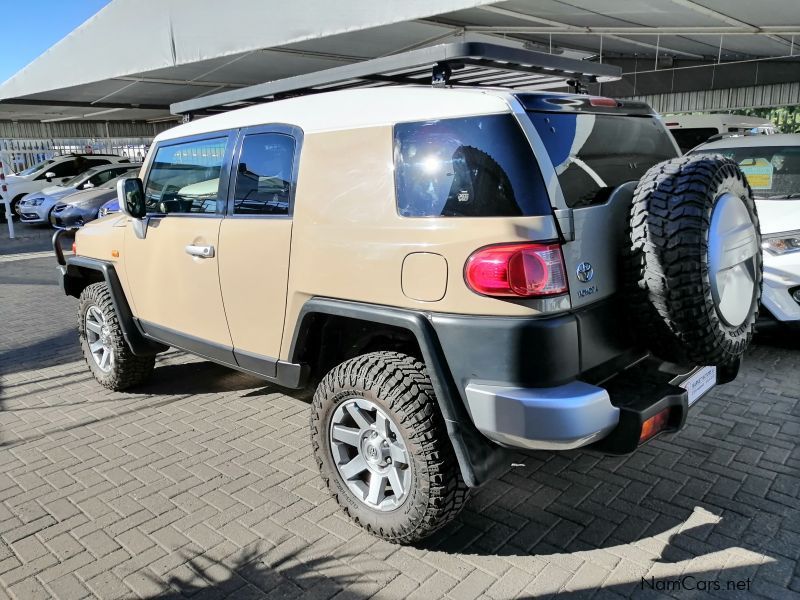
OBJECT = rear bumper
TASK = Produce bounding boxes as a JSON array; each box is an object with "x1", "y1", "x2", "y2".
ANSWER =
[
  {"x1": 464, "y1": 380, "x2": 618, "y2": 450},
  {"x1": 463, "y1": 360, "x2": 736, "y2": 453}
]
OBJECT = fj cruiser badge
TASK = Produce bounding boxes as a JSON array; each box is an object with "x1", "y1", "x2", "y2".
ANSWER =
[
  {"x1": 457, "y1": 190, "x2": 470, "y2": 202},
  {"x1": 576, "y1": 262, "x2": 594, "y2": 283}
]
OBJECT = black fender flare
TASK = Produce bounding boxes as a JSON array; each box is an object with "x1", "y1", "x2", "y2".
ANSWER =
[
  {"x1": 60, "y1": 256, "x2": 167, "y2": 357},
  {"x1": 288, "y1": 298, "x2": 509, "y2": 488}
]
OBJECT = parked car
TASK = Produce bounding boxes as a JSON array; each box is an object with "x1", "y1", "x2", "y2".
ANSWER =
[
  {"x1": 0, "y1": 153, "x2": 130, "y2": 222},
  {"x1": 690, "y1": 133, "x2": 800, "y2": 328},
  {"x1": 17, "y1": 163, "x2": 140, "y2": 224},
  {"x1": 50, "y1": 169, "x2": 140, "y2": 228},
  {"x1": 97, "y1": 197, "x2": 119, "y2": 217},
  {"x1": 55, "y1": 87, "x2": 761, "y2": 544},
  {"x1": 665, "y1": 114, "x2": 776, "y2": 153}
]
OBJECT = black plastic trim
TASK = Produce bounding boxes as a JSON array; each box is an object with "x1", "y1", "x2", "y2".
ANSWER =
[
  {"x1": 140, "y1": 320, "x2": 307, "y2": 389},
  {"x1": 288, "y1": 298, "x2": 510, "y2": 488},
  {"x1": 60, "y1": 256, "x2": 167, "y2": 356}
]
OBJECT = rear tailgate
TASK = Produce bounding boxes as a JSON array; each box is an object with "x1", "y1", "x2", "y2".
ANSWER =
[{"x1": 518, "y1": 94, "x2": 680, "y2": 310}]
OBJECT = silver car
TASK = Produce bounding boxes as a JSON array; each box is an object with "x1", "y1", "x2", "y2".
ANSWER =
[
  {"x1": 17, "y1": 163, "x2": 140, "y2": 224},
  {"x1": 49, "y1": 169, "x2": 140, "y2": 228}
]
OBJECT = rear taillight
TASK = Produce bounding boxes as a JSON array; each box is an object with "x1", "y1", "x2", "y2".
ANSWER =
[
  {"x1": 72, "y1": 242, "x2": 77, "y2": 254},
  {"x1": 465, "y1": 243, "x2": 568, "y2": 298}
]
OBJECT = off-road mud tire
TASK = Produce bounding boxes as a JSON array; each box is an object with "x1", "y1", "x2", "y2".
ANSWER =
[
  {"x1": 78, "y1": 282, "x2": 155, "y2": 390},
  {"x1": 626, "y1": 154, "x2": 762, "y2": 365},
  {"x1": 311, "y1": 351, "x2": 469, "y2": 544}
]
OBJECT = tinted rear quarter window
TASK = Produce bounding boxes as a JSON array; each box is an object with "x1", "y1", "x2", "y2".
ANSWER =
[
  {"x1": 528, "y1": 112, "x2": 678, "y2": 208},
  {"x1": 394, "y1": 114, "x2": 550, "y2": 217}
]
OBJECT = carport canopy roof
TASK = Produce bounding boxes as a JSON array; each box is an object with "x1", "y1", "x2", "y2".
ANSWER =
[{"x1": 1, "y1": 0, "x2": 799, "y2": 123}]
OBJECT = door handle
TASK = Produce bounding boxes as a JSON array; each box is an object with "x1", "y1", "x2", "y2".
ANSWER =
[{"x1": 185, "y1": 244, "x2": 215, "y2": 258}]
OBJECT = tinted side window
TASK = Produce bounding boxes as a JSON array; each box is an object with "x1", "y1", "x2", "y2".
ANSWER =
[
  {"x1": 90, "y1": 166, "x2": 132, "y2": 186},
  {"x1": 394, "y1": 114, "x2": 550, "y2": 217},
  {"x1": 145, "y1": 138, "x2": 227, "y2": 214},
  {"x1": 233, "y1": 133, "x2": 295, "y2": 215},
  {"x1": 670, "y1": 127, "x2": 719, "y2": 152},
  {"x1": 47, "y1": 160, "x2": 80, "y2": 178},
  {"x1": 84, "y1": 159, "x2": 111, "y2": 167},
  {"x1": 528, "y1": 113, "x2": 678, "y2": 208}
]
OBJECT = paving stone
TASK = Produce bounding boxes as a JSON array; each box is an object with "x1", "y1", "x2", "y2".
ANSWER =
[{"x1": 0, "y1": 239, "x2": 795, "y2": 600}]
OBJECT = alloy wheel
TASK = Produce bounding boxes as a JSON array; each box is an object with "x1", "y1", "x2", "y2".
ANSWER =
[
  {"x1": 329, "y1": 397, "x2": 411, "y2": 511},
  {"x1": 84, "y1": 305, "x2": 114, "y2": 372}
]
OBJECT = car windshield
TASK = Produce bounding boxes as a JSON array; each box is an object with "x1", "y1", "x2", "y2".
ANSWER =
[
  {"x1": 690, "y1": 145, "x2": 800, "y2": 199},
  {"x1": 16, "y1": 159, "x2": 55, "y2": 176},
  {"x1": 62, "y1": 167, "x2": 103, "y2": 187}
]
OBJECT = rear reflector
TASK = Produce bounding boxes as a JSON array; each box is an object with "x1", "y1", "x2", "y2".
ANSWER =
[
  {"x1": 465, "y1": 242, "x2": 568, "y2": 298},
  {"x1": 639, "y1": 408, "x2": 671, "y2": 443}
]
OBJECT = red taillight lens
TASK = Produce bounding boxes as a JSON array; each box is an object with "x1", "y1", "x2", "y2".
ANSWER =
[
  {"x1": 465, "y1": 243, "x2": 568, "y2": 298},
  {"x1": 72, "y1": 242, "x2": 77, "y2": 254}
]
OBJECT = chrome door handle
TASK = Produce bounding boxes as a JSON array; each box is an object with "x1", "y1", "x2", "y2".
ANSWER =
[{"x1": 185, "y1": 244, "x2": 215, "y2": 258}]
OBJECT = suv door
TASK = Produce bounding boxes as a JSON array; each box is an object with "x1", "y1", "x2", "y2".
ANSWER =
[
  {"x1": 124, "y1": 133, "x2": 235, "y2": 356},
  {"x1": 217, "y1": 126, "x2": 298, "y2": 374}
]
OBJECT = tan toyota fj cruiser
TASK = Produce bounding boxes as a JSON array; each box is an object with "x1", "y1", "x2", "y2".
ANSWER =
[{"x1": 55, "y1": 83, "x2": 762, "y2": 543}]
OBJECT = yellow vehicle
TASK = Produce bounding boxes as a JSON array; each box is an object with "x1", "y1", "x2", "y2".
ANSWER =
[{"x1": 54, "y1": 44, "x2": 762, "y2": 543}]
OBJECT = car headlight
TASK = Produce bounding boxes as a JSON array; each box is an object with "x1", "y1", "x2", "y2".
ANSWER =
[
  {"x1": 30, "y1": 198, "x2": 44, "y2": 206},
  {"x1": 762, "y1": 235, "x2": 800, "y2": 255}
]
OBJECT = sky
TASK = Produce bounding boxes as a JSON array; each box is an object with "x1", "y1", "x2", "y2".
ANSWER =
[{"x1": 0, "y1": 0, "x2": 112, "y2": 84}]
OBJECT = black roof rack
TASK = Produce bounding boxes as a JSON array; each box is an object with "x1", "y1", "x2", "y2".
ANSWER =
[{"x1": 171, "y1": 42, "x2": 621, "y2": 116}]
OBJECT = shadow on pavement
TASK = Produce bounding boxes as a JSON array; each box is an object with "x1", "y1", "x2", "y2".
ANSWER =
[{"x1": 143, "y1": 545, "x2": 364, "y2": 599}]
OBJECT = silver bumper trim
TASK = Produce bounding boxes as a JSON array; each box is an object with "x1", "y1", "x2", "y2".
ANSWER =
[{"x1": 464, "y1": 380, "x2": 620, "y2": 450}]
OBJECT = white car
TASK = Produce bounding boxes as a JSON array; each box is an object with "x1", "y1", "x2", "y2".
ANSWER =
[
  {"x1": 691, "y1": 133, "x2": 800, "y2": 327},
  {"x1": 16, "y1": 163, "x2": 140, "y2": 224},
  {"x1": 667, "y1": 114, "x2": 777, "y2": 153},
  {"x1": 1, "y1": 153, "x2": 131, "y2": 221}
]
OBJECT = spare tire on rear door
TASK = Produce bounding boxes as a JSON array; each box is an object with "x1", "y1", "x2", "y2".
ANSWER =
[{"x1": 626, "y1": 154, "x2": 762, "y2": 366}]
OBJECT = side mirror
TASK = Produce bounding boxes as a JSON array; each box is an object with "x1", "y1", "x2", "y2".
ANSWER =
[
  {"x1": 83, "y1": 181, "x2": 95, "y2": 189},
  {"x1": 117, "y1": 177, "x2": 146, "y2": 219},
  {"x1": 45, "y1": 171, "x2": 56, "y2": 182}
]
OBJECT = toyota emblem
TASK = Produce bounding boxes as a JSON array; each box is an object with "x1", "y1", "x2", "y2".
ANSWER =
[{"x1": 576, "y1": 262, "x2": 594, "y2": 283}]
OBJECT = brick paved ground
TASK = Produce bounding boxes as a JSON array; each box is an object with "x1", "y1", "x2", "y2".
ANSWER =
[{"x1": 0, "y1": 227, "x2": 798, "y2": 599}]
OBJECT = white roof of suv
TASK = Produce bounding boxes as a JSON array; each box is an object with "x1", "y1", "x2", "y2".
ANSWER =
[{"x1": 157, "y1": 87, "x2": 513, "y2": 142}]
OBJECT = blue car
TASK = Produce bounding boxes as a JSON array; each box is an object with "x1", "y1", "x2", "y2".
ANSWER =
[{"x1": 97, "y1": 196, "x2": 119, "y2": 217}]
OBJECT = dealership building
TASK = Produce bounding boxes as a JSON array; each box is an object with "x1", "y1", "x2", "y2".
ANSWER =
[{"x1": 0, "y1": 0, "x2": 798, "y2": 177}]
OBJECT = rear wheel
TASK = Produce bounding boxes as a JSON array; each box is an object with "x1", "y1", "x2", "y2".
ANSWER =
[
  {"x1": 627, "y1": 154, "x2": 762, "y2": 365},
  {"x1": 311, "y1": 351, "x2": 468, "y2": 544},
  {"x1": 78, "y1": 282, "x2": 155, "y2": 390}
]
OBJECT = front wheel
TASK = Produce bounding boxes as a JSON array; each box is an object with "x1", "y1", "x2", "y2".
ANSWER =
[
  {"x1": 78, "y1": 282, "x2": 155, "y2": 390},
  {"x1": 311, "y1": 351, "x2": 468, "y2": 544}
]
